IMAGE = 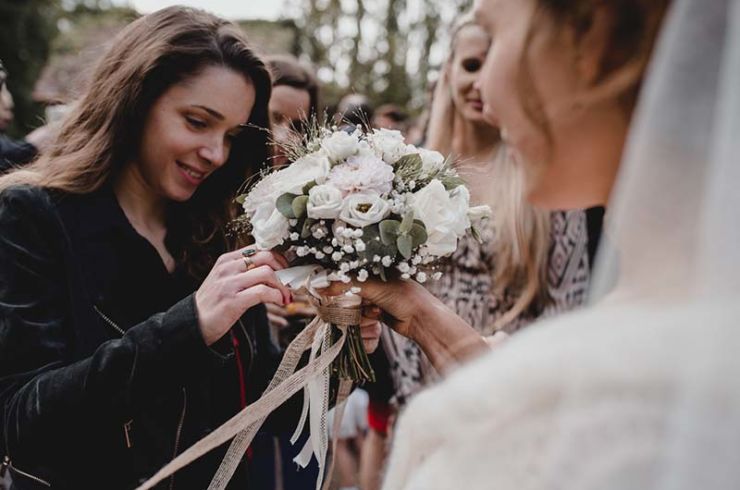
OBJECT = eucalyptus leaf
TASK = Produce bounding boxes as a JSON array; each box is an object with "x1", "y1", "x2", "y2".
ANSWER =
[
  {"x1": 379, "y1": 220, "x2": 401, "y2": 245},
  {"x1": 292, "y1": 195, "x2": 309, "y2": 218},
  {"x1": 441, "y1": 175, "x2": 465, "y2": 190},
  {"x1": 379, "y1": 266, "x2": 387, "y2": 282},
  {"x1": 277, "y1": 193, "x2": 299, "y2": 218},
  {"x1": 302, "y1": 180, "x2": 317, "y2": 195},
  {"x1": 397, "y1": 234, "x2": 413, "y2": 259},
  {"x1": 301, "y1": 218, "x2": 315, "y2": 239},
  {"x1": 409, "y1": 223, "x2": 428, "y2": 248},
  {"x1": 364, "y1": 238, "x2": 397, "y2": 261},
  {"x1": 399, "y1": 211, "x2": 415, "y2": 234}
]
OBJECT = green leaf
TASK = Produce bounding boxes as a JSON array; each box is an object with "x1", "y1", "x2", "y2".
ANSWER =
[
  {"x1": 409, "y1": 223, "x2": 428, "y2": 248},
  {"x1": 277, "y1": 193, "x2": 299, "y2": 218},
  {"x1": 379, "y1": 219, "x2": 401, "y2": 245},
  {"x1": 441, "y1": 175, "x2": 465, "y2": 190},
  {"x1": 399, "y1": 211, "x2": 415, "y2": 234},
  {"x1": 394, "y1": 153, "x2": 422, "y2": 171},
  {"x1": 397, "y1": 234, "x2": 413, "y2": 259},
  {"x1": 471, "y1": 225, "x2": 482, "y2": 243},
  {"x1": 235, "y1": 194, "x2": 246, "y2": 205},
  {"x1": 301, "y1": 218, "x2": 315, "y2": 239},
  {"x1": 292, "y1": 195, "x2": 309, "y2": 218},
  {"x1": 362, "y1": 225, "x2": 398, "y2": 261},
  {"x1": 394, "y1": 153, "x2": 423, "y2": 181},
  {"x1": 378, "y1": 266, "x2": 387, "y2": 282},
  {"x1": 302, "y1": 180, "x2": 317, "y2": 195}
]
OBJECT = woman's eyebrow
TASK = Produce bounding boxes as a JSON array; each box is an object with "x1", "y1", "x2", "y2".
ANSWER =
[{"x1": 190, "y1": 104, "x2": 224, "y2": 120}]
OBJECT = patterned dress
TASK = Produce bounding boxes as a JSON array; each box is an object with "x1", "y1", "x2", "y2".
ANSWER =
[{"x1": 382, "y1": 210, "x2": 596, "y2": 408}]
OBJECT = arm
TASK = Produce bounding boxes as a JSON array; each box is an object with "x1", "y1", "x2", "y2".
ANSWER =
[
  {"x1": 0, "y1": 187, "x2": 219, "y2": 461},
  {"x1": 408, "y1": 295, "x2": 489, "y2": 373}
]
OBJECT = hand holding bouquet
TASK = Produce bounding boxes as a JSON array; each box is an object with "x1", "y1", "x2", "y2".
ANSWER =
[{"x1": 236, "y1": 125, "x2": 490, "y2": 383}]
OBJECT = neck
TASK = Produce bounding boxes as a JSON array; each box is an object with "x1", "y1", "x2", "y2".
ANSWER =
[
  {"x1": 451, "y1": 113, "x2": 499, "y2": 163},
  {"x1": 531, "y1": 104, "x2": 628, "y2": 210},
  {"x1": 114, "y1": 163, "x2": 167, "y2": 232}
]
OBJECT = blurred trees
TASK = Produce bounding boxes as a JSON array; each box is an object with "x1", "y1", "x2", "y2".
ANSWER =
[
  {"x1": 0, "y1": 0, "x2": 135, "y2": 136},
  {"x1": 288, "y1": 0, "x2": 473, "y2": 111},
  {"x1": 0, "y1": 0, "x2": 60, "y2": 136}
]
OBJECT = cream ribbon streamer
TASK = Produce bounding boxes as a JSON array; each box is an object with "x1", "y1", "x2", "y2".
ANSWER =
[{"x1": 135, "y1": 266, "x2": 359, "y2": 490}]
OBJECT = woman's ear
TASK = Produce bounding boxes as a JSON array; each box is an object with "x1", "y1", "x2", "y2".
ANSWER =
[{"x1": 574, "y1": 4, "x2": 615, "y2": 87}]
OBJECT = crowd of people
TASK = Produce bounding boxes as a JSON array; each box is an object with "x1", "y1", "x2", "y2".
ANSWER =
[{"x1": 1, "y1": 0, "x2": 738, "y2": 489}]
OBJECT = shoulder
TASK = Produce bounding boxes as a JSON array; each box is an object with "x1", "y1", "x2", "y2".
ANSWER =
[
  {"x1": 0, "y1": 185, "x2": 69, "y2": 242},
  {"x1": 0, "y1": 185, "x2": 59, "y2": 218}
]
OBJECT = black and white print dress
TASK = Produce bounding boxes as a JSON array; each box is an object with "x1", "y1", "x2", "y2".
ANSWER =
[{"x1": 382, "y1": 210, "x2": 599, "y2": 408}]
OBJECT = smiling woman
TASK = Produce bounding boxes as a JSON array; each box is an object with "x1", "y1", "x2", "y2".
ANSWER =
[{"x1": 0, "y1": 6, "x2": 352, "y2": 489}]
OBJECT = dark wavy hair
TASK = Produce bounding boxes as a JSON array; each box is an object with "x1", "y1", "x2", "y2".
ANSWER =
[{"x1": 0, "y1": 6, "x2": 273, "y2": 280}]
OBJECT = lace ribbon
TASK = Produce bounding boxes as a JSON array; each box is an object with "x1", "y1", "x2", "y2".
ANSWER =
[{"x1": 135, "y1": 283, "x2": 360, "y2": 490}]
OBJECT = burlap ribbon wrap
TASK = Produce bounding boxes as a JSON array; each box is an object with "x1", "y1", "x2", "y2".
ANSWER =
[{"x1": 136, "y1": 267, "x2": 359, "y2": 490}]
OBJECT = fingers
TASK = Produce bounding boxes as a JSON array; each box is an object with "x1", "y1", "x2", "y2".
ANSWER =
[
  {"x1": 361, "y1": 304, "x2": 382, "y2": 321},
  {"x1": 232, "y1": 265, "x2": 292, "y2": 304},
  {"x1": 268, "y1": 312, "x2": 290, "y2": 329},
  {"x1": 236, "y1": 283, "x2": 285, "y2": 308},
  {"x1": 285, "y1": 301, "x2": 317, "y2": 318},
  {"x1": 359, "y1": 319, "x2": 382, "y2": 354},
  {"x1": 225, "y1": 251, "x2": 288, "y2": 275}
]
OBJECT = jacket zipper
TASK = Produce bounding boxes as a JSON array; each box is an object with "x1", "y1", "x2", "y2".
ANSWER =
[
  {"x1": 5, "y1": 459, "x2": 52, "y2": 487},
  {"x1": 168, "y1": 387, "x2": 187, "y2": 490},
  {"x1": 93, "y1": 305, "x2": 188, "y2": 489},
  {"x1": 93, "y1": 304, "x2": 135, "y2": 450},
  {"x1": 93, "y1": 305, "x2": 126, "y2": 336}
]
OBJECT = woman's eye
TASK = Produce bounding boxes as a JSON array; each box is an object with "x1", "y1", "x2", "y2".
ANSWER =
[
  {"x1": 462, "y1": 58, "x2": 482, "y2": 73},
  {"x1": 186, "y1": 116, "x2": 207, "y2": 129}
]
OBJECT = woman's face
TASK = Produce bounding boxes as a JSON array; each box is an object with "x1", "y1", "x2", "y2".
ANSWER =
[
  {"x1": 448, "y1": 24, "x2": 491, "y2": 124},
  {"x1": 136, "y1": 65, "x2": 256, "y2": 202},
  {"x1": 474, "y1": 0, "x2": 629, "y2": 209},
  {"x1": 269, "y1": 84, "x2": 311, "y2": 167}
]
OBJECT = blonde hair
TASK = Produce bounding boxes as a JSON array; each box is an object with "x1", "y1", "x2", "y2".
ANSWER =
[
  {"x1": 426, "y1": 12, "x2": 552, "y2": 331},
  {"x1": 425, "y1": 13, "x2": 478, "y2": 155},
  {"x1": 486, "y1": 149, "x2": 551, "y2": 330}
]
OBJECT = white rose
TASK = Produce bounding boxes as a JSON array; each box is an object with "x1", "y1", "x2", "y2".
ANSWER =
[
  {"x1": 449, "y1": 184, "x2": 472, "y2": 234},
  {"x1": 251, "y1": 202, "x2": 290, "y2": 250},
  {"x1": 321, "y1": 131, "x2": 359, "y2": 163},
  {"x1": 307, "y1": 184, "x2": 344, "y2": 219},
  {"x1": 244, "y1": 152, "x2": 330, "y2": 216},
  {"x1": 339, "y1": 193, "x2": 391, "y2": 228},
  {"x1": 368, "y1": 128, "x2": 408, "y2": 164},
  {"x1": 411, "y1": 179, "x2": 471, "y2": 256},
  {"x1": 280, "y1": 152, "x2": 331, "y2": 193},
  {"x1": 468, "y1": 205, "x2": 492, "y2": 222},
  {"x1": 418, "y1": 148, "x2": 446, "y2": 175}
]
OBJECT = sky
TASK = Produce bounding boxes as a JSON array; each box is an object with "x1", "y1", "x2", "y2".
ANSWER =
[{"x1": 115, "y1": 0, "x2": 286, "y2": 20}]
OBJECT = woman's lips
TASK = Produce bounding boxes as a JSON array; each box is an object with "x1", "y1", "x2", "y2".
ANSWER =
[
  {"x1": 176, "y1": 161, "x2": 206, "y2": 186},
  {"x1": 468, "y1": 99, "x2": 484, "y2": 111}
]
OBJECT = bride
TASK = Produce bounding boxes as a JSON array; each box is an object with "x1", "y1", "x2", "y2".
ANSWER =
[{"x1": 347, "y1": 0, "x2": 740, "y2": 488}]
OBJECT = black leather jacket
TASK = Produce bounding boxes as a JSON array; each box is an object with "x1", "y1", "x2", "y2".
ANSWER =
[{"x1": 0, "y1": 185, "x2": 300, "y2": 489}]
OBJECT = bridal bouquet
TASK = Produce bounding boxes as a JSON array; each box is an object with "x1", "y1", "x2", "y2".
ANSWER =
[
  {"x1": 236, "y1": 126, "x2": 490, "y2": 383},
  {"x1": 137, "y1": 127, "x2": 490, "y2": 490}
]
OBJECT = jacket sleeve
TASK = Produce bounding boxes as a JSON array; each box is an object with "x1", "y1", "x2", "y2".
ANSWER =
[{"x1": 0, "y1": 186, "x2": 224, "y2": 461}]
